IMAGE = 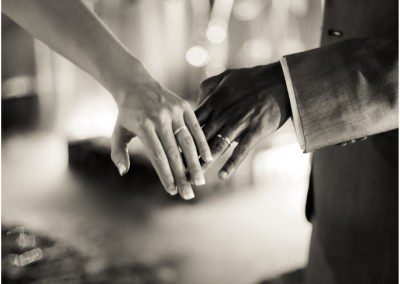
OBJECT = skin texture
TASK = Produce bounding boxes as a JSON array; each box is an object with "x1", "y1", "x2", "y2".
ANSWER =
[
  {"x1": 195, "y1": 62, "x2": 292, "y2": 179},
  {"x1": 3, "y1": 0, "x2": 212, "y2": 200}
]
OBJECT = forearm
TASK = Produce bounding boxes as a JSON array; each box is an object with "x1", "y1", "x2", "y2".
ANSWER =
[{"x1": 2, "y1": 0, "x2": 148, "y2": 101}]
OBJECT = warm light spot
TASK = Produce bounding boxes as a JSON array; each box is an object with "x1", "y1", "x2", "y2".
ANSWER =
[
  {"x1": 206, "y1": 25, "x2": 227, "y2": 43},
  {"x1": 185, "y1": 45, "x2": 209, "y2": 67}
]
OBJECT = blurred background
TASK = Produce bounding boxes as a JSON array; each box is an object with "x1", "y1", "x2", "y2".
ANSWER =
[{"x1": 2, "y1": 0, "x2": 323, "y2": 283}]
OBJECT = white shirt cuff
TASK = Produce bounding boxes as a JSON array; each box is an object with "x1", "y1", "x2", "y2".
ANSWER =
[{"x1": 280, "y1": 57, "x2": 305, "y2": 151}]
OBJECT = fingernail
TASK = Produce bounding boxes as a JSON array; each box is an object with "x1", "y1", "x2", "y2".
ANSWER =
[
  {"x1": 182, "y1": 185, "x2": 195, "y2": 200},
  {"x1": 194, "y1": 176, "x2": 206, "y2": 186},
  {"x1": 219, "y1": 171, "x2": 228, "y2": 179},
  {"x1": 167, "y1": 185, "x2": 178, "y2": 195},
  {"x1": 117, "y1": 163, "x2": 127, "y2": 176},
  {"x1": 205, "y1": 154, "x2": 214, "y2": 163}
]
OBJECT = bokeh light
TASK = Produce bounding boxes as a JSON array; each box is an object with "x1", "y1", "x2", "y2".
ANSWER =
[
  {"x1": 185, "y1": 45, "x2": 209, "y2": 67},
  {"x1": 206, "y1": 25, "x2": 227, "y2": 43},
  {"x1": 233, "y1": 0, "x2": 260, "y2": 21}
]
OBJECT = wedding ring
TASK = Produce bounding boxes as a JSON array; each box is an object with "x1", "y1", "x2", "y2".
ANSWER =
[
  {"x1": 217, "y1": 134, "x2": 231, "y2": 147},
  {"x1": 173, "y1": 126, "x2": 187, "y2": 136}
]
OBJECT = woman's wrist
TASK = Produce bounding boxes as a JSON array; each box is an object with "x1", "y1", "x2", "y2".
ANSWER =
[{"x1": 97, "y1": 49, "x2": 155, "y2": 105}]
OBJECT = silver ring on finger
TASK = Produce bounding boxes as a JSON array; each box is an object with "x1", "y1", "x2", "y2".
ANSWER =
[
  {"x1": 217, "y1": 134, "x2": 231, "y2": 147},
  {"x1": 173, "y1": 125, "x2": 188, "y2": 136}
]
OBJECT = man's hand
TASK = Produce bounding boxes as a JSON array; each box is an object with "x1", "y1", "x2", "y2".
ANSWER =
[{"x1": 195, "y1": 62, "x2": 291, "y2": 179}]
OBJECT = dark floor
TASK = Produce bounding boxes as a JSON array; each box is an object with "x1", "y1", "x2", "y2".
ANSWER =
[{"x1": 2, "y1": 131, "x2": 311, "y2": 284}]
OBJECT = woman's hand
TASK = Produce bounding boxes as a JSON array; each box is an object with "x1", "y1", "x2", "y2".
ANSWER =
[
  {"x1": 2, "y1": 0, "x2": 212, "y2": 200},
  {"x1": 110, "y1": 67, "x2": 213, "y2": 200},
  {"x1": 195, "y1": 63, "x2": 291, "y2": 179}
]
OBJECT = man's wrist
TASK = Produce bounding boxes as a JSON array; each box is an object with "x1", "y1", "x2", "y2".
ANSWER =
[
  {"x1": 271, "y1": 61, "x2": 292, "y2": 126},
  {"x1": 279, "y1": 57, "x2": 306, "y2": 150}
]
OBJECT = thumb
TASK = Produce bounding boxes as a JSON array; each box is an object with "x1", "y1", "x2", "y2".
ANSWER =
[{"x1": 111, "y1": 123, "x2": 134, "y2": 176}]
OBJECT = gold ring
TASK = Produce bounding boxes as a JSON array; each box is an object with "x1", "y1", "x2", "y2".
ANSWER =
[
  {"x1": 217, "y1": 134, "x2": 231, "y2": 147},
  {"x1": 173, "y1": 126, "x2": 187, "y2": 136}
]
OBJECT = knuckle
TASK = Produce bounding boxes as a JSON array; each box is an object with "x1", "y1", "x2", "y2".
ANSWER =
[
  {"x1": 182, "y1": 134, "x2": 193, "y2": 146},
  {"x1": 191, "y1": 121, "x2": 201, "y2": 131},
  {"x1": 139, "y1": 117, "x2": 154, "y2": 130},
  {"x1": 156, "y1": 119, "x2": 170, "y2": 132},
  {"x1": 154, "y1": 151, "x2": 166, "y2": 163},
  {"x1": 213, "y1": 141, "x2": 225, "y2": 152},
  {"x1": 166, "y1": 147, "x2": 181, "y2": 160},
  {"x1": 228, "y1": 159, "x2": 238, "y2": 168},
  {"x1": 170, "y1": 104, "x2": 183, "y2": 116},
  {"x1": 157, "y1": 108, "x2": 171, "y2": 121},
  {"x1": 201, "y1": 76, "x2": 218, "y2": 88},
  {"x1": 180, "y1": 100, "x2": 191, "y2": 109},
  {"x1": 136, "y1": 111, "x2": 146, "y2": 123},
  {"x1": 235, "y1": 144, "x2": 249, "y2": 154}
]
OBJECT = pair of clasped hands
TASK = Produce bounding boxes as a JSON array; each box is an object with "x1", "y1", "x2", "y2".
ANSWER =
[
  {"x1": 111, "y1": 62, "x2": 291, "y2": 200},
  {"x1": 2, "y1": 0, "x2": 290, "y2": 201}
]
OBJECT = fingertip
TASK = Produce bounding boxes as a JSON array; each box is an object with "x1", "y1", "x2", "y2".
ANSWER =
[
  {"x1": 204, "y1": 152, "x2": 214, "y2": 163},
  {"x1": 180, "y1": 184, "x2": 195, "y2": 200},
  {"x1": 111, "y1": 148, "x2": 130, "y2": 176},
  {"x1": 167, "y1": 185, "x2": 178, "y2": 196},
  {"x1": 193, "y1": 176, "x2": 206, "y2": 186},
  {"x1": 117, "y1": 163, "x2": 128, "y2": 176},
  {"x1": 218, "y1": 170, "x2": 228, "y2": 179}
]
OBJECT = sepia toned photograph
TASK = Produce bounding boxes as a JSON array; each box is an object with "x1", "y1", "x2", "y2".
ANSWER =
[{"x1": 1, "y1": 0, "x2": 398, "y2": 283}]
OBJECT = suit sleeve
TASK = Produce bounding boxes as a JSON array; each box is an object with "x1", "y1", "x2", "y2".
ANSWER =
[{"x1": 280, "y1": 37, "x2": 398, "y2": 153}]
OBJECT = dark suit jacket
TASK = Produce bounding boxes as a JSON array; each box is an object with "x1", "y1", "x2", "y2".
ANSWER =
[{"x1": 282, "y1": 0, "x2": 398, "y2": 283}]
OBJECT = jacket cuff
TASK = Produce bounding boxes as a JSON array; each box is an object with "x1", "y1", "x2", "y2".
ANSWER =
[{"x1": 280, "y1": 57, "x2": 306, "y2": 151}]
